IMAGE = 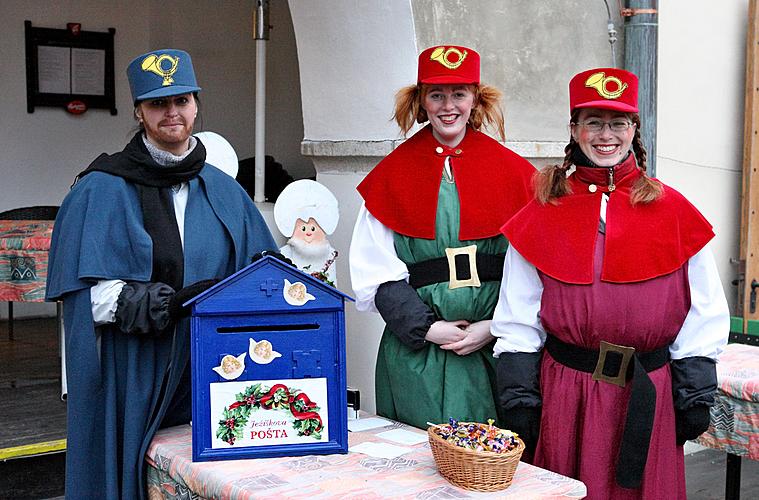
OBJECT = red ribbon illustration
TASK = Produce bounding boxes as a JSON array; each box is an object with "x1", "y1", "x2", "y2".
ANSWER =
[{"x1": 226, "y1": 383, "x2": 322, "y2": 431}]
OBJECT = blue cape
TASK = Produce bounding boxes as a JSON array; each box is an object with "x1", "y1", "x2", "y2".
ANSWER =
[{"x1": 46, "y1": 165, "x2": 275, "y2": 499}]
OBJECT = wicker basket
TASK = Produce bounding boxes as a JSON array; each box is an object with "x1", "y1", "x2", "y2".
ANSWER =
[{"x1": 427, "y1": 425, "x2": 525, "y2": 492}]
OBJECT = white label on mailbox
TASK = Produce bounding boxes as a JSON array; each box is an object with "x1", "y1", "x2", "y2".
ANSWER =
[
  {"x1": 210, "y1": 377, "x2": 329, "y2": 448},
  {"x1": 249, "y1": 338, "x2": 282, "y2": 365},
  {"x1": 283, "y1": 279, "x2": 316, "y2": 306}
]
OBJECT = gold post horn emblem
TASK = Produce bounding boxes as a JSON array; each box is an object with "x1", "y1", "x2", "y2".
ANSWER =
[
  {"x1": 141, "y1": 54, "x2": 180, "y2": 86},
  {"x1": 585, "y1": 72, "x2": 627, "y2": 99},
  {"x1": 430, "y1": 46, "x2": 467, "y2": 70}
]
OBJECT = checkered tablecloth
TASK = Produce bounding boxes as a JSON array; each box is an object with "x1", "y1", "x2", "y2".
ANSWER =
[
  {"x1": 146, "y1": 417, "x2": 587, "y2": 499},
  {"x1": 0, "y1": 220, "x2": 53, "y2": 302},
  {"x1": 697, "y1": 343, "x2": 759, "y2": 460}
]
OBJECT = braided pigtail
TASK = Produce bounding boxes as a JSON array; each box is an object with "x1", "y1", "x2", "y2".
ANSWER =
[
  {"x1": 629, "y1": 114, "x2": 663, "y2": 204},
  {"x1": 535, "y1": 139, "x2": 575, "y2": 205}
]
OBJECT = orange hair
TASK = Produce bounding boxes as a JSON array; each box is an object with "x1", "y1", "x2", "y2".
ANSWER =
[{"x1": 392, "y1": 83, "x2": 506, "y2": 141}]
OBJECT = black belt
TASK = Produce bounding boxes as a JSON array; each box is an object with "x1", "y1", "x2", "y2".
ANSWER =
[
  {"x1": 407, "y1": 252, "x2": 504, "y2": 289},
  {"x1": 545, "y1": 335, "x2": 670, "y2": 489}
]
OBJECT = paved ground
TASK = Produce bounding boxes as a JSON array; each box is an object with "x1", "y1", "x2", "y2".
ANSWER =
[
  {"x1": 0, "y1": 453, "x2": 65, "y2": 499},
  {"x1": 685, "y1": 446, "x2": 759, "y2": 499}
]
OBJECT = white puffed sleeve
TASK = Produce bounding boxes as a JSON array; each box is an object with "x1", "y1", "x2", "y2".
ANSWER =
[
  {"x1": 492, "y1": 245, "x2": 547, "y2": 356},
  {"x1": 90, "y1": 279, "x2": 126, "y2": 326},
  {"x1": 349, "y1": 203, "x2": 409, "y2": 312},
  {"x1": 89, "y1": 184, "x2": 188, "y2": 326},
  {"x1": 670, "y1": 243, "x2": 730, "y2": 360}
]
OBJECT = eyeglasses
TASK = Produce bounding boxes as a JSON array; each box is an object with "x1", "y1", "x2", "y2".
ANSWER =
[{"x1": 574, "y1": 119, "x2": 634, "y2": 132}]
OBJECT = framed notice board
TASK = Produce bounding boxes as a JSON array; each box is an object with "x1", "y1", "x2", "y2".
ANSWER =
[{"x1": 24, "y1": 20, "x2": 117, "y2": 115}]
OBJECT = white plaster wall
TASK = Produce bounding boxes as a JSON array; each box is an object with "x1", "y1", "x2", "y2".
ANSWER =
[
  {"x1": 0, "y1": 0, "x2": 152, "y2": 319},
  {"x1": 0, "y1": 1, "x2": 306, "y2": 318},
  {"x1": 0, "y1": 1, "x2": 150, "y2": 211},
  {"x1": 288, "y1": 0, "x2": 420, "y2": 413},
  {"x1": 288, "y1": 0, "x2": 418, "y2": 141},
  {"x1": 657, "y1": 1, "x2": 746, "y2": 311}
]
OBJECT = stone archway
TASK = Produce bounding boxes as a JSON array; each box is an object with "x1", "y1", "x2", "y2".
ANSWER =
[{"x1": 287, "y1": 0, "x2": 419, "y2": 413}]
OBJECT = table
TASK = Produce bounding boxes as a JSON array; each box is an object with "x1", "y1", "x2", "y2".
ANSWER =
[
  {"x1": 696, "y1": 343, "x2": 759, "y2": 499},
  {"x1": 0, "y1": 219, "x2": 54, "y2": 339},
  {"x1": 146, "y1": 418, "x2": 587, "y2": 499},
  {"x1": 0, "y1": 219, "x2": 65, "y2": 397}
]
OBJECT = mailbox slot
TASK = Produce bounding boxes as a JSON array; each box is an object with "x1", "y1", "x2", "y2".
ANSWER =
[{"x1": 217, "y1": 323, "x2": 319, "y2": 333}]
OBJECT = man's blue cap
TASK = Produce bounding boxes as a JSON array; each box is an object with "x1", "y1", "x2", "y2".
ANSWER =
[{"x1": 127, "y1": 49, "x2": 201, "y2": 104}]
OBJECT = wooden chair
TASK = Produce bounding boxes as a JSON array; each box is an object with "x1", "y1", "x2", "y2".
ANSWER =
[{"x1": 0, "y1": 206, "x2": 59, "y2": 221}]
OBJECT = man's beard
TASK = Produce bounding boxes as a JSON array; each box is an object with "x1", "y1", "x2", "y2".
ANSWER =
[{"x1": 286, "y1": 237, "x2": 332, "y2": 259}]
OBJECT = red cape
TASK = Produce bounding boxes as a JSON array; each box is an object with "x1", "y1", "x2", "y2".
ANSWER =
[
  {"x1": 501, "y1": 155, "x2": 714, "y2": 284},
  {"x1": 357, "y1": 125, "x2": 535, "y2": 240}
]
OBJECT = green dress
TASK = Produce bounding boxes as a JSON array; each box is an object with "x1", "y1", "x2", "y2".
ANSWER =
[{"x1": 374, "y1": 173, "x2": 508, "y2": 429}]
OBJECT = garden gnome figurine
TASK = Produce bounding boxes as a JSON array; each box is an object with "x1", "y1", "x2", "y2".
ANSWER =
[{"x1": 274, "y1": 180, "x2": 339, "y2": 286}]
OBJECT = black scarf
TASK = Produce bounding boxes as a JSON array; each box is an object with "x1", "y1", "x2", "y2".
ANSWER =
[
  {"x1": 571, "y1": 146, "x2": 632, "y2": 169},
  {"x1": 77, "y1": 133, "x2": 206, "y2": 290}
]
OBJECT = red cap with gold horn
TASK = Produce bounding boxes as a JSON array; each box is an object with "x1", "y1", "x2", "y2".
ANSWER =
[
  {"x1": 569, "y1": 67, "x2": 638, "y2": 113},
  {"x1": 417, "y1": 45, "x2": 480, "y2": 85}
]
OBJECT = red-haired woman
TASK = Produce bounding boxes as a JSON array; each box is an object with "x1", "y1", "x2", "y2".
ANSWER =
[
  {"x1": 350, "y1": 45, "x2": 535, "y2": 429},
  {"x1": 492, "y1": 67, "x2": 729, "y2": 498}
]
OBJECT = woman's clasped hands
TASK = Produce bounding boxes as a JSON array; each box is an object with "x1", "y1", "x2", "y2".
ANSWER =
[{"x1": 426, "y1": 319, "x2": 494, "y2": 356}]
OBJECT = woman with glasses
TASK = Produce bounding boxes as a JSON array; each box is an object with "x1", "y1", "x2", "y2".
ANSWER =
[{"x1": 491, "y1": 67, "x2": 729, "y2": 498}]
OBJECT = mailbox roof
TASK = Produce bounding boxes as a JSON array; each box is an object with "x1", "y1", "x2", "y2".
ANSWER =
[{"x1": 182, "y1": 255, "x2": 354, "y2": 309}]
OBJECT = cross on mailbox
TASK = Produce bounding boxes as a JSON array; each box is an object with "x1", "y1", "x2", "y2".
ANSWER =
[
  {"x1": 260, "y1": 277, "x2": 280, "y2": 296},
  {"x1": 292, "y1": 350, "x2": 322, "y2": 378}
]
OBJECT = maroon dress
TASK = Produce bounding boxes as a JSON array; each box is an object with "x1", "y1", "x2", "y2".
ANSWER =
[
  {"x1": 535, "y1": 232, "x2": 689, "y2": 499},
  {"x1": 501, "y1": 156, "x2": 716, "y2": 499}
]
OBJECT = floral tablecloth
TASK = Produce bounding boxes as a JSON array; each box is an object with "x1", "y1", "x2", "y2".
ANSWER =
[
  {"x1": 697, "y1": 343, "x2": 759, "y2": 460},
  {"x1": 0, "y1": 220, "x2": 53, "y2": 302},
  {"x1": 146, "y1": 418, "x2": 587, "y2": 499}
]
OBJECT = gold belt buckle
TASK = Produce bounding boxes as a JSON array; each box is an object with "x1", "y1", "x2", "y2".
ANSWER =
[
  {"x1": 444, "y1": 245, "x2": 481, "y2": 289},
  {"x1": 592, "y1": 340, "x2": 635, "y2": 387}
]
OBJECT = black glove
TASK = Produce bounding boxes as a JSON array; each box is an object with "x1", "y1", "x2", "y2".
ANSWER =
[
  {"x1": 167, "y1": 279, "x2": 221, "y2": 319},
  {"x1": 251, "y1": 250, "x2": 295, "y2": 267},
  {"x1": 671, "y1": 356, "x2": 717, "y2": 445},
  {"x1": 496, "y1": 351, "x2": 542, "y2": 458},
  {"x1": 503, "y1": 406, "x2": 541, "y2": 456},
  {"x1": 115, "y1": 282, "x2": 174, "y2": 336},
  {"x1": 675, "y1": 405, "x2": 711, "y2": 445},
  {"x1": 374, "y1": 280, "x2": 436, "y2": 350}
]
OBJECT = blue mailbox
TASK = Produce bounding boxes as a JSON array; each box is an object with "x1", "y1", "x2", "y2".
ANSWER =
[{"x1": 185, "y1": 255, "x2": 353, "y2": 461}]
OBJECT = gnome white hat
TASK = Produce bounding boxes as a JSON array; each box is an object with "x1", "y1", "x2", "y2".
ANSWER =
[
  {"x1": 194, "y1": 131, "x2": 239, "y2": 179},
  {"x1": 274, "y1": 180, "x2": 339, "y2": 237}
]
